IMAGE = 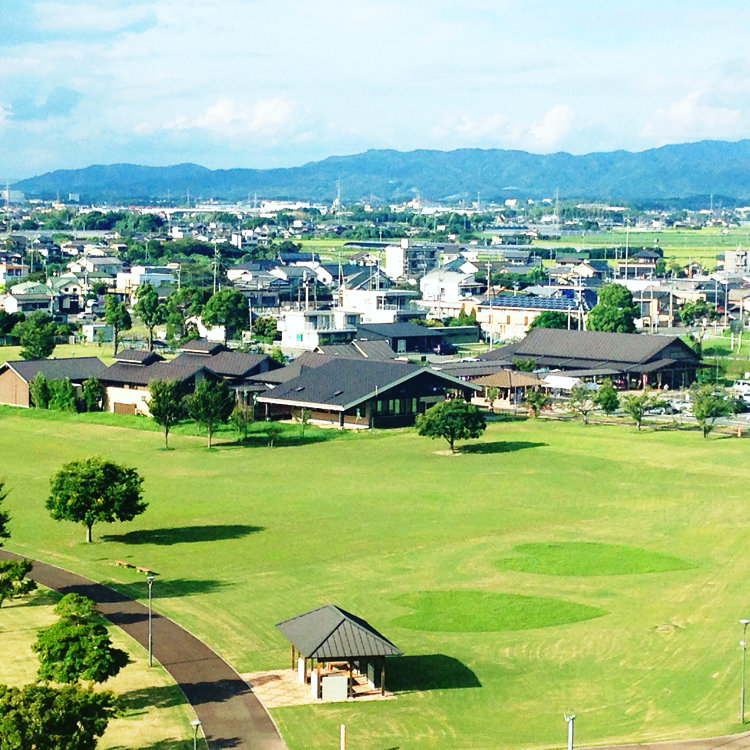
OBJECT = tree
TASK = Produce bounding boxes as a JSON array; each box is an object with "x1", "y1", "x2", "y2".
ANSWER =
[
  {"x1": 202, "y1": 289, "x2": 248, "y2": 344},
  {"x1": 415, "y1": 399, "x2": 486, "y2": 453},
  {"x1": 253, "y1": 315, "x2": 278, "y2": 342},
  {"x1": 269, "y1": 345, "x2": 285, "y2": 364},
  {"x1": 524, "y1": 389, "x2": 549, "y2": 417},
  {"x1": 621, "y1": 388, "x2": 662, "y2": 431},
  {"x1": 594, "y1": 379, "x2": 620, "y2": 415},
  {"x1": 231, "y1": 404, "x2": 255, "y2": 442},
  {"x1": 187, "y1": 379, "x2": 236, "y2": 448},
  {"x1": 48, "y1": 378, "x2": 77, "y2": 412},
  {"x1": 680, "y1": 299, "x2": 719, "y2": 353},
  {"x1": 690, "y1": 384, "x2": 731, "y2": 438},
  {"x1": 0, "y1": 559, "x2": 36, "y2": 607},
  {"x1": 46, "y1": 457, "x2": 147, "y2": 543},
  {"x1": 29, "y1": 372, "x2": 50, "y2": 408},
  {"x1": 81, "y1": 377, "x2": 105, "y2": 412},
  {"x1": 263, "y1": 421, "x2": 283, "y2": 447},
  {"x1": 33, "y1": 593, "x2": 129, "y2": 684},
  {"x1": 164, "y1": 286, "x2": 205, "y2": 342},
  {"x1": 104, "y1": 295, "x2": 132, "y2": 356},
  {"x1": 529, "y1": 311, "x2": 568, "y2": 330},
  {"x1": 133, "y1": 283, "x2": 166, "y2": 351},
  {"x1": 0, "y1": 682, "x2": 118, "y2": 750},
  {"x1": 147, "y1": 379, "x2": 186, "y2": 449},
  {"x1": 568, "y1": 384, "x2": 596, "y2": 424},
  {"x1": 485, "y1": 385, "x2": 498, "y2": 412},
  {"x1": 12, "y1": 311, "x2": 57, "y2": 359},
  {"x1": 586, "y1": 283, "x2": 637, "y2": 333},
  {"x1": 0, "y1": 481, "x2": 9, "y2": 545},
  {"x1": 513, "y1": 357, "x2": 536, "y2": 372}
]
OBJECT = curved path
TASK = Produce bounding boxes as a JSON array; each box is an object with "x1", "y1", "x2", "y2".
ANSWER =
[{"x1": 0, "y1": 550, "x2": 285, "y2": 750}]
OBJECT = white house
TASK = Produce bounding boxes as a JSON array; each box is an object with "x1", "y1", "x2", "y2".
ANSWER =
[{"x1": 278, "y1": 308, "x2": 360, "y2": 350}]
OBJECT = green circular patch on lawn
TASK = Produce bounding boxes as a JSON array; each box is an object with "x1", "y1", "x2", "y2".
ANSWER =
[
  {"x1": 392, "y1": 591, "x2": 607, "y2": 632},
  {"x1": 497, "y1": 542, "x2": 694, "y2": 577}
]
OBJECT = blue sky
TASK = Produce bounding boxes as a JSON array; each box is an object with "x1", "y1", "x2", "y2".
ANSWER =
[{"x1": 2, "y1": 0, "x2": 750, "y2": 179}]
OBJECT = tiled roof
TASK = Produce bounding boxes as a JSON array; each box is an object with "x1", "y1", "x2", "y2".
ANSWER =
[
  {"x1": 171, "y1": 351, "x2": 270, "y2": 378},
  {"x1": 276, "y1": 604, "x2": 401, "y2": 660},
  {"x1": 179, "y1": 339, "x2": 227, "y2": 355},
  {"x1": 3, "y1": 357, "x2": 106, "y2": 383},
  {"x1": 357, "y1": 322, "x2": 443, "y2": 340},
  {"x1": 99, "y1": 360, "x2": 215, "y2": 387},
  {"x1": 257, "y1": 357, "x2": 477, "y2": 410},
  {"x1": 114, "y1": 348, "x2": 164, "y2": 365},
  {"x1": 481, "y1": 328, "x2": 699, "y2": 367}
]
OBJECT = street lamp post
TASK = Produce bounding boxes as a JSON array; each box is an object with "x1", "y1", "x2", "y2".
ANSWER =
[
  {"x1": 146, "y1": 574, "x2": 155, "y2": 667},
  {"x1": 741, "y1": 619, "x2": 750, "y2": 723},
  {"x1": 190, "y1": 718, "x2": 202, "y2": 750},
  {"x1": 564, "y1": 712, "x2": 575, "y2": 750}
]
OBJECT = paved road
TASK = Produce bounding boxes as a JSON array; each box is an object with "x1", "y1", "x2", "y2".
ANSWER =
[
  {"x1": 0, "y1": 550, "x2": 285, "y2": 750},
  {"x1": 585, "y1": 730, "x2": 750, "y2": 749}
]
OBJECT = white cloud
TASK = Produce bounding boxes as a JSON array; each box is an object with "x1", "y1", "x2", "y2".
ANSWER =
[
  {"x1": 641, "y1": 91, "x2": 742, "y2": 143},
  {"x1": 164, "y1": 96, "x2": 295, "y2": 138},
  {"x1": 33, "y1": 2, "x2": 153, "y2": 33},
  {"x1": 527, "y1": 105, "x2": 575, "y2": 150}
]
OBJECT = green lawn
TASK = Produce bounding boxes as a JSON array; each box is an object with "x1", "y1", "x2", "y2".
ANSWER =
[
  {"x1": 0, "y1": 588, "x2": 192, "y2": 749},
  {"x1": 1, "y1": 413, "x2": 749, "y2": 748},
  {"x1": 529, "y1": 226, "x2": 750, "y2": 268}
]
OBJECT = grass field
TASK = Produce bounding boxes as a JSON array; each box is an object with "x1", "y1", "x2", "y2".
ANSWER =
[
  {"x1": 0, "y1": 588, "x2": 192, "y2": 749},
  {"x1": 1, "y1": 412, "x2": 749, "y2": 748},
  {"x1": 530, "y1": 227, "x2": 750, "y2": 268}
]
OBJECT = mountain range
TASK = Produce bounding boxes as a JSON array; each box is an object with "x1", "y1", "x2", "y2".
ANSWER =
[{"x1": 12, "y1": 139, "x2": 750, "y2": 205}]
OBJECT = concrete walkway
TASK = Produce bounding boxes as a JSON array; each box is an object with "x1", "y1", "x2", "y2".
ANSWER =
[{"x1": 0, "y1": 550, "x2": 285, "y2": 750}]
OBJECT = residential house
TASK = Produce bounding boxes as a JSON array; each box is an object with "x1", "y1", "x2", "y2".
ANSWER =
[
  {"x1": 356, "y1": 322, "x2": 446, "y2": 355},
  {"x1": 278, "y1": 309, "x2": 361, "y2": 350},
  {"x1": 0, "y1": 357, "x2": 106, "y2": 407}
]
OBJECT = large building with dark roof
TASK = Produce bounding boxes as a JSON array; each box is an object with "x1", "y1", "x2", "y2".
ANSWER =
[
  {"x1": 482, "y1": 328, "x2": 701, "y2": 388},
  {"x1": 257, "y1": 357, "x2": 479, "y2": 428}
]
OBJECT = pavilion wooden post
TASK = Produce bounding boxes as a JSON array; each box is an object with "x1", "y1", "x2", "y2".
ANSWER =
[
  {"x1": 381, "y1": 658, "x2": 386, "y2": 696},
  {"x1": 348, "y1": 662, "x2": 353, "y2": 698}
]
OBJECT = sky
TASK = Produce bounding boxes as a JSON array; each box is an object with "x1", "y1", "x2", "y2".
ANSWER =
[{"x1": 3, "y1": 0, "x2": 750, "y2": 180}]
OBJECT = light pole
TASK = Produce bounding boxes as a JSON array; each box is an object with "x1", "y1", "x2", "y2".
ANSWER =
[
  {"x1": 741, "y1": 619, "x2": 750, "y2": 723},
  {"x1": 146, "y1": 574, "x2": 155, "y2": 667},
  {"x1": 190, "y1": 718, "x2": 202, "y2": 750},
  {"x1": 564, "y1": 712, "x2": 575, "y2": 750}
]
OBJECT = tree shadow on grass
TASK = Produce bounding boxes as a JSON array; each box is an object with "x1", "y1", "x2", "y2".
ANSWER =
[
  {"x1": 387, "y1": 654, "x2": 481, "y2": 693},
  {"x1": 120, "y1": 684, "x2": 185, "y2": 713},
  {"x1": 222, "y1": 431, "x2": 344, "y2": 449},
  {"x1": 101, "y1": 524, "x2": 264, "y2": 545},
  {"x1": 460, "y1": 440, "x2": 546, "y2": 455},
  {"x1": 107, "y1": 578, "x2": 231, "y2": 601}
]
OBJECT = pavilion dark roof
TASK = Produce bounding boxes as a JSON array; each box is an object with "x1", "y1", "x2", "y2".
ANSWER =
[
  {"x1": 2, "y1": 357, "x2": 106, "y2": 384},
  {"x1": 179, "y1": 339, "x2": 227, "y2": 355},
  {"x1": 114, "y1": 348, "x2": 164, "y2": 365},
  {"x1": 276, "y1": 604, "x2": 401, "y2": 660}
]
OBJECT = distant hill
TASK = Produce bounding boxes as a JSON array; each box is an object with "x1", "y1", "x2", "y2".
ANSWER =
[{"x1": 13, "y1": 140, "x2": 750, "y2": 204}]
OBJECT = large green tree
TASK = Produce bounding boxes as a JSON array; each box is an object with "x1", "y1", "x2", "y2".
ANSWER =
[
  {"x1": 133, "y1": 283, "x2": 166, "y2": 351},
  {"x1": 0, "y1": 682, "x2": 118, "y2": 750},
  {"x1": 415, "y1": 399, "x2": 486, "y2": 453},
  {"x1": 529, "y1": 310, "x2": 568, "y2": 330},
  {"x1": 12, "y1": 311, "x2": 57, "y2": 359},
  {"x1": 148, "y1": 379, "x2": 186, "y2": 449},
  {"x1": 164, "y1": 286, "x2": 205, "y2": 342},
  {"x1": 81, "y1": 377, "x2": 105, "y2": 412},
  {"x1": 202, "y1": 288, "x2": 248, "y2": 343},
  {"x1": 586, "y1": 283, "x2": 637, "y2": 333},
  {"x1": 46, "y1": 457, "x2": 147, "y2": 542},
  {"x1": 29, "y1": 372, "x2": 51, "y2": 408},
  {"x1": 33, "y1": 593, "x2": 129, "y2": 684},
  {"x1": 104, "y1": 295, "x2": 132, "y2": 356},
  {"x1": 187, "y1": 379, "x2": 236, "y2": 448}
]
